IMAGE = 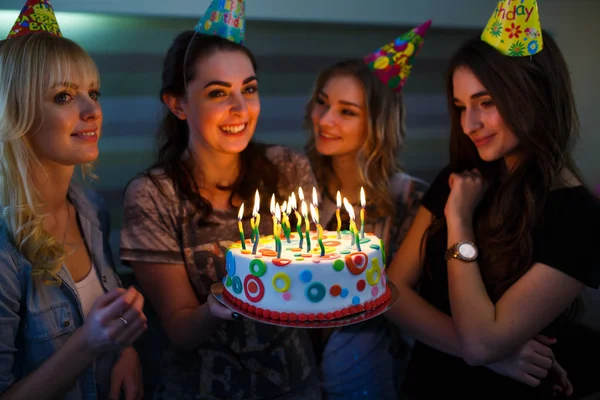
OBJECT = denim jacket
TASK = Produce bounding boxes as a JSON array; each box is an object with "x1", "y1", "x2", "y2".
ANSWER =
[{"x1": 0, "y1": 183, "x2": 122, "y2": 399}]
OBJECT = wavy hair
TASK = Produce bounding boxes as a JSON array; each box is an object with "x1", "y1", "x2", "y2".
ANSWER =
[
  {"x1": 430, "y1": 33, "x2": 583, "y2": 300},
  {"x1": 0, "y1": 33, "x2": 99, "y2": 283},
  {"x1": 304, "y1": 59, "x2": 405, "y2": 219},
  {"x1": 146, "y1": 31, "x2": 284, "y2": 224}
]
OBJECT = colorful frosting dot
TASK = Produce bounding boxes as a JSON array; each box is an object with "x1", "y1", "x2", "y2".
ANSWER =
[
  {"x1": 352, "y1": 296, "x2": 360, "y2": 305},
  {"x1": 333, "y1": 259, "x2": 345, "y2": 272},
  {"x1": 225, "y1": 251, "x2": 236, "y2": 276},
  {"x1": 300, "y1": 270, "x2": 313, "y2": 283},
  {"x1": 272, "y1": 258, "x2": 291, "y2": 267},
  {"x1": 371, "y1": 286, "x2": 379, "y2": 297},
  {"x1": 248, "y1": 281, "x2": 258, "y2": 292},
  {"x1": 272, "y1": 272, "x2": 291, "y2": 293},
  {"x1": 305, "y1": 282, "x2": 326, "y2": 303},
  {"x1": 340, "y1": 250, "x2": 351, "y2": 255},
  {"x1": 244, "y1": 275, "x2": 265, "y2": 302},
  {"x1": 359, "y1": 238, "x2": 371, "y2": 244},
  {"x1": 282, "y1": 292, "x2": 291, "y2": 301},
  {"x1": 357, "y1": 280, "x2": 366, "y2": 292},
  {"x1": 312, "y1": 258, "x2": 321, "y2": 264},
  {"x1": 340, "y1": 288, "x2": 349, "y2": 298},
  {"x1": 232, "y1": 276, "x2": 243, "y2": 294},
  {"x1": 249, "y1": 258, "x2": 267, "y2": 277},
  {"x1": 330, "y1": 284, "x2": 342, "y2": 297},
  {"x1": 369, "y1": 244, "x2": 380, "y2": 250},
  {"x1": 225, "y1": 276, "x2": 232, "y2": 287}
]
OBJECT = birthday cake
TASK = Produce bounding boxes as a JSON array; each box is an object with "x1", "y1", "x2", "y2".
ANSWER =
[{"x1": 222, "y1": 231, "x2": 391, "y2": 322}]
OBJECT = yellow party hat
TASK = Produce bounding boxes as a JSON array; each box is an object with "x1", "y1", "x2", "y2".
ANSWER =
[
  {"x1": 481, "y1": 0, "x2": 543, "y2": 56},
  {"x1": 363, "y1": 20, "x2": 431, "y2": 92},
  {"x1": 6, "y1": 0, "x2": 62, "y2": 39}
]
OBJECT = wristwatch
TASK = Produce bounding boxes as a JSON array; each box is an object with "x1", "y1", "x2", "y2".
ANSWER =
[{"x1": 445, "y1": 241, "x2": 478, "y2": 262}]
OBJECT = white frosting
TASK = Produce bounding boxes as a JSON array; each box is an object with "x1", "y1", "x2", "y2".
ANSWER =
[{"x1": 223, "y1": 230, "x2": 387, "y2": 315}]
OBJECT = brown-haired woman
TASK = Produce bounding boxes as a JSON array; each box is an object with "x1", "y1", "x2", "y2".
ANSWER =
[
  {"x1": 385, "y1": 30, "x2": 599, "y2": 400},
  {"x1": 119, "y1": 29, "x2": 321, "y2": 400}
]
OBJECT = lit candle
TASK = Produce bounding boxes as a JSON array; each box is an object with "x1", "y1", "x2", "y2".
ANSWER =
[
  {"x1": 298, "y1": 187, "x2": 304, "y2": 203},
  {"x1": 343, "y1": 197, "x2": 354, "y2": 245},
  {"x1": 291, "y1": 192, "x2": 303, "y2": 249},
  {"x1": 270, "y1": 194, "x2": 278, "y2": 252},
  {"x1": 301, "y1": 200, "x2": 311, "y2": 252},
  {"x1": 281, "y1": 200, "x2": 291, "y2": 243},
  {"x1": 275, "y1": 202, "x2": 282, "y2": 258},
  {"x1": 344, "y1": 197, "x2": 361, "y2": 251},
  {"x1": 238, "y1": 203, "x2": 246, "y2": 250},
  {"x1": 252, "y1": 190, "x2": 261, "y2": 254},
  {"x1": 310, "y1": 204, "x2": 325, "y2": 257},
  {"x1": 284, "y1": 200, "x2": 292, "y2": 243},
  {"x1": 336, "y1": 190, "x2": 342, "y2": 239},
  {"x1": 312, "y1": 187, "x2": 319, "y2": 222},
  {"x1": 360, "y1": 187, "x2": 366, "y2": 238}
]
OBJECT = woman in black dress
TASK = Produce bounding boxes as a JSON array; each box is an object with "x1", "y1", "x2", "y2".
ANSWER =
[{"x1": 384, "y1": 6, "x2": 600, "y2": 400}]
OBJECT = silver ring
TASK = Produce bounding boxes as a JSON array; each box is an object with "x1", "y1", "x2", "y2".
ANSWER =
[{"x1": 119, "y1": 316, "x2": 128, "y2": 325}]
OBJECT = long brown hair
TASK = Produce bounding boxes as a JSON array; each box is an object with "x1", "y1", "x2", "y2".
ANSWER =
[
  {"x1": 434, "y1": 33, "x2": 583, "y2": 300},
  {"x1": 142, "y1": 31, "x2": 282, "y2": 224},
  {"x1": 304, "y1": 59, "x2": 405, "y2": 219}
]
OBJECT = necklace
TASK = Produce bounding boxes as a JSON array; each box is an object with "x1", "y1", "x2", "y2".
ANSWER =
[
  {"x1": 62, "y1": 202, "x2": 83, "y2": 256},
  {"x1": 61, "y1": 201, "x2": 70, "y2": 247}
]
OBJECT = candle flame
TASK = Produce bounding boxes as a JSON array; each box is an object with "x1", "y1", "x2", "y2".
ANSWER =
[
  {"x1": 238, "y1": 203, "x2": 244, "y2": 220},
  {"x1": 253, "y1": 190, "x2": 260, "y2": 216},
  {"x1": 336, "y1": 191, "x2": 341, "y2": 208},
  {"x1": 298, "y1": 187, "x2": 304, "y2": 201},
  {"x1": 360, "y1": 187, "x2": 366, "y2": 207},
  {"x1": 301, "y1": 200, "x2": 308, "y2": 217},
  {"x1": 281, "y1": 201, "x2": 287, "y2": 215},
  {"x1": 312, "y1": 187, "x2": 319, "y2": 207},
  {"x1": 290, "y1": 192, "x2": 297, "y2": 210},
  {"x1": 270, "y1": 194, "x2": 275, "y2": 215},
  {"x1": 310, "y1": 203, "x2": 319, "y2": 224},
  {"x1": 275, "y1": 202, "x2": 281, "y2": 221},
  {"x1": 286, "y1": 198, "x2": 292, "y2": 214},
  {"x1": 343, "y1": 197, "x2": 355, "y2": 220}
]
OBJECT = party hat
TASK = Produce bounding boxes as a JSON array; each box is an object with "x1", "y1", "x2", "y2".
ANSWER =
[
  {"x1": 364, "y1": 20, "x2": 431, "y2": 92},
  {"x1": 6, "y1": 0, "x2": 62, "y2": 39},
  {"x1": 481, "y1": 0, "x2": 543, "y2": 57},
  {"x1": 194, "y1": 0, "x2": 245, "y2": 45}
]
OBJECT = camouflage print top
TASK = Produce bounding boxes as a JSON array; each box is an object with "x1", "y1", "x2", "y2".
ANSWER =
[{"x1": 120, "y1": 146, "x2": 321, "y2": 400}]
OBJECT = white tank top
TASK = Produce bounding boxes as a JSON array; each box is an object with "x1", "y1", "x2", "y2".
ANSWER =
[{"x1": 75, "y1": 265, "x2": 105, "y2": 318}]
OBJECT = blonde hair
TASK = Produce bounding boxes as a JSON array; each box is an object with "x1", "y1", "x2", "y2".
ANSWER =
[
  {"x1": 0, "y1": 33, "x2": 100, "y2": 283},
  {"x1": 304, "y1": 58, "x2": 405, "y2": 219}
]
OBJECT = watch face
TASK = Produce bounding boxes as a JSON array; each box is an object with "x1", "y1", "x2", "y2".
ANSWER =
[{"x1": 458, "y1": 243, "x2": 477, "y2": 259}]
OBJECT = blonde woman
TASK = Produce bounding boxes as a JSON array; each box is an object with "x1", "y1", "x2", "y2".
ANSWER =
[
  {"x1": 304, "y1": 58, "x2": 428, "y2": 399},
  {"x1": 0, "y1": 9, "x2": 146, "y2": 400}
]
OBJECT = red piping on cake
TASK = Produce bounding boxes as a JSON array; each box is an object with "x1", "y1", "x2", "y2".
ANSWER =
[{"x1": 223, "y1": 287, "x2": 391, "y2": 321}]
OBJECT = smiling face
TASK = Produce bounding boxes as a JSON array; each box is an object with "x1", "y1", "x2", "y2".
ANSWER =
[
  {"x1": 310, "y1": 74, "x2": 367, "y2": 158},
  {"x1": 176, "y1": 50, "x2": 260, "y2": 156},
  {"x1": 28, "y1": 78, "x2": 102, "y2": 167},
  {"x1": 452, "y1": 66, "x2": 520, "y2": 166}
]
